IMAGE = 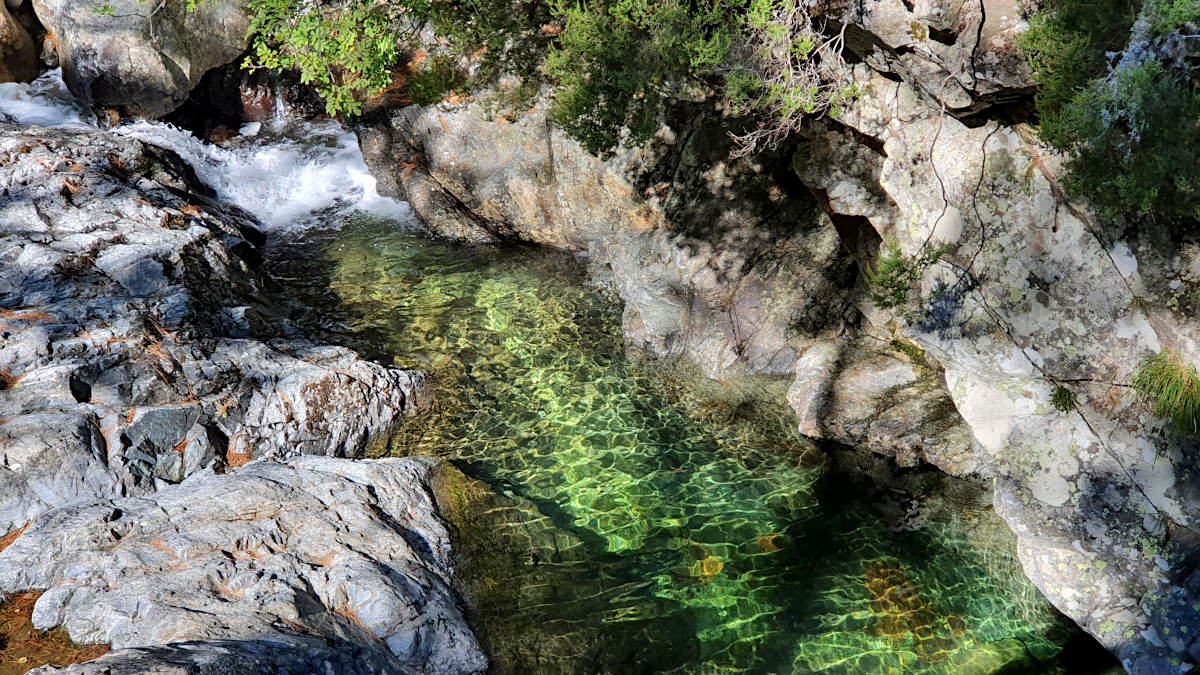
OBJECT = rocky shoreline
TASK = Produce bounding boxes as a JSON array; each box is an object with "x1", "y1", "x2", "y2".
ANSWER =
[{"x1": 0, "y1": 120, "x2": 485, "y2": 673}]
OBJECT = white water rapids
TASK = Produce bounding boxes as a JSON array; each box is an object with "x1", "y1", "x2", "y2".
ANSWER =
[{"x1": 0, "y1": 69, "x2": 409, "y2": 230}]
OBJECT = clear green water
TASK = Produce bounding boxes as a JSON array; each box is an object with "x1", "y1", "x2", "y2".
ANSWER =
[{"x1": 273, "y1": 216, "x2": 1116, "y2": 675}]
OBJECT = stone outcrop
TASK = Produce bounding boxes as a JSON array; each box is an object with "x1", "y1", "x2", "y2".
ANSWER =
[
  {"x1": 2, "y1": 457, "x2": 487, "y2": 675},
  {"x1": 31, "y1": 0, "x2": 250, "y2": 117},
  {"x1": 795, "y1": 62, "x2": 1200, "y2": 672},
  {"x1": 787, "y1": 335, "x2": 977, "y2": 474},
  {"x1": 0, "y1": 1, "x2": 35, "y2": 83},
  {"x1": 832, "y1": 0, "x2": 1035, "y2": 114},
  {"x1": 0, "y1": 123, "x2": 428, "y2": 539}
]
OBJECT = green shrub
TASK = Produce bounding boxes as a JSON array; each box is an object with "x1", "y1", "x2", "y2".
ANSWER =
[
  {"x1": 1054, "y1": 59, "x2": 1200, "y2": 217},
  {"x1": 865, "y1": 242, "x2": 946, "y2": 311},
  {"x1": 1051, "y1": 385, "x2": 1077, "y2": 412},
  {"x1": 1133, "y1": 349, "x2": 1200, "y2": 433},
  {"x1": 243, "y1": 0, "x2": 417, "y2": 116},
  {"x1": 1020, "y1": 0, "x2": 1200, "y2": 217},
  {"x1": 406, "y1": 56, "x2": 464, "y2": 106},
  {"x1": 212, "y1": 0, "x2": 851, "y2": 154},
  {"x1": 543, "y1": 0, "x2": 739, "y2": 155},
  {"x1": 1018, "y1": 0, "x2": 1139, "y2": 147}
]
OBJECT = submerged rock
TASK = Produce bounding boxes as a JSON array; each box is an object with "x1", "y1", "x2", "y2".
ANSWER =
[
  {"x1": 31, "y1": 0, "x2": 249, "y2": 117},
  {"x1": 2, "y1": 456, "x2": 487, "y2": 675}
]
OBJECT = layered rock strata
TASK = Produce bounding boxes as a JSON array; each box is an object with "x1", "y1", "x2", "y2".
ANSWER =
[{"x1": 4, "y1": 457, "x2": 487, "y2": 675}]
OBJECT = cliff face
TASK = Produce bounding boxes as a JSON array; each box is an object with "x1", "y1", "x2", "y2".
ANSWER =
[
  {"x1": 799, "y1": 64, "x2": 1200, "y2": 669},
  {"x1": 357, "y1": 4, "x2": 1200, "y2": 670}
]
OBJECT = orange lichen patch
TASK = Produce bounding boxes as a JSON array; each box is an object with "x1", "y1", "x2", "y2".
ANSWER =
[
  {"x1": 361, "y1": 70, "x2": 410, "y2": 115},
  {"x1": 147, "y1": 540, "x2": 175, "y2": 557},
  {"x1": 688, "y1": 556, "x2": 725, "y2": 584},
  {"x1": 216, "y1": 582, "x2": 246, "y2": 602},
  {"x1": 406, "y1": 49, "x2": 427, "y2": 72},
  {"x1": 0, "y1": 592, "x2": 109, "y2": 674},
  {"x1": 225, "y1": 434, "x2": 253, "y2": 469},
  {"x1": 0, "y1": 372, "x2": 18, "y2": 392},
  {"x1": 0, "y1": 525, "x2": 28, "y2": 554},
  {"x1": 0, "y1": 309, "x2": 53, "y2": 323},
  {"x1": 332, "y1": 607, "x2": 379, "y2": 639},
  {"x1": 864, "y1": 561, "x2": 967, "y2": 664},
  {"x1": 755, "y1": 533, "x2": 785, "y2": 554}
]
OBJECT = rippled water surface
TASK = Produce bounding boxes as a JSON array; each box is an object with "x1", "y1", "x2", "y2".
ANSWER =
[{"x1": 272, "y1": 215, "x2": 1116, "y2": 675}]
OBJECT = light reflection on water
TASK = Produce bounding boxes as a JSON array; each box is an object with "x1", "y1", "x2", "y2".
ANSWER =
[{"x1": 273, "y1": 215, "x2": 1113, "y2": 675}]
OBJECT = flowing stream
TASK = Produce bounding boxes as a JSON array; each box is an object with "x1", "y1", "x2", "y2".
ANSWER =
[{"x1": 0, "y1": 72, "x2": 1119, "y2": 675}]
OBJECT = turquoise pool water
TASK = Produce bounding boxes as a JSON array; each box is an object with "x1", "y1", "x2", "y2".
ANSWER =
[{"x1": 273, "y1": 215, "x2": 1116, "y2": 675}]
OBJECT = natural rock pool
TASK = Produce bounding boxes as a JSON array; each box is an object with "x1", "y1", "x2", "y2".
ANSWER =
[
  {"x1": 0, "y1": 67, "x2": 1112, "y2": 669},
  {"x1": 268, "y1": 214, "x2": 1116, "y2": 675}
]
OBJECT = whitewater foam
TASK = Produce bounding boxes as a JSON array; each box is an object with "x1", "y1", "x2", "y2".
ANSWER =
[
  {"x1": 117, "y1": 119, "x2": 410, "y2": 230},
  {"x1": 0, "y1": 69, "x2": 408, "y2": 231},
  {"x1": 0, "y1": 69, "x2": 96, "y2": 128}
]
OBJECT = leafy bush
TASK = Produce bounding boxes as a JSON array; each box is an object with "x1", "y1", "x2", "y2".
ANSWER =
[
  {"x1": 1020, "y1": 0, "x2": 1200, "y2": 217},
  {"x1": 865, "y1": 242, "x2": 946, "y2": 311},
  {"x1": 406, "y1": 56, "x2": 463, "y2": 106},
  {"x1": 543, "y1": 0, "x2": 739, "y2": 155},
  {"x1": 217, "y1": 0, "x2": 852, "y2": 154},
  {"x1": 243, "y1": 0, "x2": 418, "y2": 116},
  {"x1": 1134, "y1": 349, "x2": 1200, "y2": 433},
  {"x1": 723, "y1": 0, "x2": 853, "y2": 156},
  {"x1": 1054, "y1": 58, "x2": 1200, "y2": 217}
]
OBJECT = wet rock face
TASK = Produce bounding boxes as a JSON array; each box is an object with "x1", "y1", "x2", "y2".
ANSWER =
[
  {"x1": 0, "y1": 1, "x2": 34, "y2": 84},
  {"x1": 2, "y1": 457, "x2": 488, "y2": 675},
  {"x1": 31, "y1": 0, "x2": 250, "y2": 117},
  {"x1": 0, "y1": 124, "x2": 428, "y2": 538},
  {"x1": 795, "y1": 64, "x2": 1200, "y2": 671}
]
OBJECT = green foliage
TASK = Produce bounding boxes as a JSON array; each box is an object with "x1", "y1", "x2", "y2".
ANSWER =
[
  {"x1": 543, "y1": 0, "x2": 738, "y2": 155},
  {"x1": 1143, "y1": 0, "x2": 1200, "y2": 34},
  {"x1": 1020, "y1": 0, "x2": 1200, "y2": 217},
  {"x1": 1134, "y1": 350, "x2": 1200, "y2": 433},
  {"x1": 426, "y1": 0, "x2": 551, "y2": 98},
  {"x1": 1054, "y1": 59, "x2": 1200, "y2": 217},
  {"x1": 890, "y1": 339, "x2": 926, "y2": 363},
  {"x1": 406, "y1": 56, "x2": 463, "y2": 106},
  {"x1": 722, "y1": 0, "x2": 850, "y2": 154},
  {"x1": 220, "y1": 0, "x2": 845, "y2": 150},
  {"x1": 95, "y1": 4, "x2": 116, "y2": 15},
  {"x1": 243, "y1": 0, "x2": 416, "y2": 117},
  {"x1": 865, "y1": 242, "x2": 945, "y2": 311},
  {"x1": 1019, "y1": 0, "x2": 1137, "y2": 144},
  {"x1": 1050, "y1": 385, "x2": 1077, "y2": 412}
]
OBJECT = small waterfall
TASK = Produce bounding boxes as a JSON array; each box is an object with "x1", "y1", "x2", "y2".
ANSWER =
[
  {"x1": 0, "y1": 69, "x2": 96, "y2": 128},
  {"x1": 0, "y1": 69, "x2": 409, "y2": 232},
  {"x1": 115, "y1": 119, "x2": 410, "y2": 230}
]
